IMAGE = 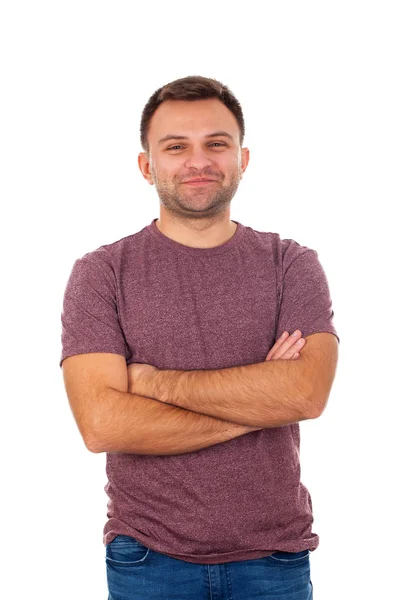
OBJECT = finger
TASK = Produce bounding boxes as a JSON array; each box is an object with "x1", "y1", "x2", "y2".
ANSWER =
[
  {"x1": 266, "y1": 333, "x2": 294, "y2": 360},
  {"x1": 278, "y1": 338, "x2": 306, "y2": 359},
  {"x1": 265, "y1": 331, "x2": 290, "y2": 360},
  {"x1": 276, "y1": 331, "x2": 303, "y2": 357},
  {"x1": 267, "y1": 330, "x2": 303, "y2": 360}
]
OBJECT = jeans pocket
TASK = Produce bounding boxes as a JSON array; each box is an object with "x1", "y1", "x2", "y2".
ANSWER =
[
  {"x1": 267, "y1": 549, "x2": 310, "y2": 564},
  {"x1": 105, "y1": 534, "x2": 151, "y2": 566}
]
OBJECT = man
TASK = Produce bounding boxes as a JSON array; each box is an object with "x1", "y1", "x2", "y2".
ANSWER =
[{"x1": 60, "y1": 75, "x2": 339, "y2": 600}]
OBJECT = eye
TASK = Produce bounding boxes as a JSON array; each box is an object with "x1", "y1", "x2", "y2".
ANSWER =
[{"x1": 166, "y1": 143, "x2": 226, "y2": 151}]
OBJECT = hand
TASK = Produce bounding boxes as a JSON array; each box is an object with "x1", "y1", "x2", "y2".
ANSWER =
[
  {"x1": 265, "y1": 330, "x2": 306, "y2": 361},
  {"x1": 127, "y1": 362, "x2": 158, "y2": 396}
]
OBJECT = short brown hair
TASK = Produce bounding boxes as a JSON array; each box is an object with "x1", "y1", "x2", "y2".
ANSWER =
[{"x1": 140, "y1": 75, "x2": 245, "y2": 154}]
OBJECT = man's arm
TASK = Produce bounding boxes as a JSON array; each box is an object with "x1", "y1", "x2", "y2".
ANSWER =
[
  {"x1": 92, "y1": 388, "x2": 255, "y2": 455},
  {"x1": 63, "y1": 330, "x2": 305, "y2": 454},
  {"x1": 61, "y1": 352, "x2": 255, "y2": 456},
  {"x1": 133, "y1": 332, "x2": 339, "y2": 428}
]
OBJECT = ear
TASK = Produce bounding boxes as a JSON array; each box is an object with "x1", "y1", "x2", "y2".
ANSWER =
[
  {"x1": 240, "y1": 147, "x2": 250, "y2": 178},
  {"x1": 138, "y1": 152, "x2": 154, "y2": 185}
]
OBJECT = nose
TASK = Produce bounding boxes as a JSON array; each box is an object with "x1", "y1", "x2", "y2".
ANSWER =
[{"x1": 183, "y1": 147, "x2": 214, "y2": 170}]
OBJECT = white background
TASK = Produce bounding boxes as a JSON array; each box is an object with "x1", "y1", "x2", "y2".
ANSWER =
[{"x1": 1, "y1": 1, "x2": 399, "y2": 598}]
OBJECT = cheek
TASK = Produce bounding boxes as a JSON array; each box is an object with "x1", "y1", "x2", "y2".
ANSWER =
[
  {"x1": 153, "y1": 164, "x2": 181, "y2": 184},
  {"x1": 221, "y1": 156, "x2": 240, "y2": 171}
]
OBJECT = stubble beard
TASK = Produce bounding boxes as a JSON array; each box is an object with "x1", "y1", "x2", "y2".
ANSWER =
[{"x1": 151, "y1": 168, "x2": 242, "y2": 219}]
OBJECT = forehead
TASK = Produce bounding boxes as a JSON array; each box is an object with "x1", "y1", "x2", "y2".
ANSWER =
[{"x1": 148, "y1": 98, "x2": 239, "y2": 142}]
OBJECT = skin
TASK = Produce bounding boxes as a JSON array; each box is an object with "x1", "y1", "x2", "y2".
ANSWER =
[{"x1": 138, "y1": 98, "x2": 250, "y2": 249}]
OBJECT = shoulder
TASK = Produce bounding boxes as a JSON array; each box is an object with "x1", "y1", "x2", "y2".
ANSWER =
[
  {"x1": 71, "y1": 228, "x2": 146, "y2": 276},
  {"x1": 242, "y1": 223, "x2": 315, "y2": 269},
  {"x1": 280, "y1": 237, "x2": 317, "y2": 274}
]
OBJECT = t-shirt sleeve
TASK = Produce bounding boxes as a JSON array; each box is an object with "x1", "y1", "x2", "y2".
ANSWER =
[
  {"x1": 276, "y1": 239, "x2": 340, "y2": 344},
  {"x1": 59, "y1": 252, "x2": 130, "y2": 367}
]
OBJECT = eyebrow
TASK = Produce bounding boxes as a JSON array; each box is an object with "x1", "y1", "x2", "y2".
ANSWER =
[{"x1": 158, "y1": 131, "x2": 235, "y2": 145}]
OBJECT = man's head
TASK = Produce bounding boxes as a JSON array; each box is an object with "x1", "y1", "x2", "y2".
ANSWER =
[{"x1": 138, "y1": 76, "x2": 249, "y2": 222}]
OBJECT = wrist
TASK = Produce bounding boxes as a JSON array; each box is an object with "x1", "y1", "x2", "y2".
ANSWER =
[
  {"x1": 130, "y1": 364, "x2": 160, "y2": 398},
  {"x1": 151, "y1": 368, "x2": 182, "y2": 404}
]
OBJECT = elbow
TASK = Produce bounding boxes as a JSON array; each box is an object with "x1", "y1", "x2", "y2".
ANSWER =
[
  {"x1": 78, "y1": 415, "x2": 103, "y2": 453},
  {"x1": 82, "y1": 414, "x2": 105, "y2": 453},
  {"x1": 305, "y1": 388, "x2": 329, "y2": 420},
  {"x1": 85, "y1": 418, "x2": 108, "y2": 452},
  {"x1": 86, "y1": 439, "x2": 103, "y2": 453},
  {"x1": 84, "y1": 394, "x2": 109, "y2": 453},
  {"x1": 85, "y1": 424, "x2": 115, "y2": 454},
  {"x1": 299, "y1": 366, "x2": 330, "y2": 420},
  {"x1": 84, "y1": 432, "x2": 103, "y2": 453},
  {"x1": 73, "y1": 421, "x2": 102, "y2": 453}
]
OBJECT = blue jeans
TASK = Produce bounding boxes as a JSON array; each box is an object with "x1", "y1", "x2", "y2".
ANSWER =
[{"x1": 106, "y1": 534, "x2": 313, "y2": 599}]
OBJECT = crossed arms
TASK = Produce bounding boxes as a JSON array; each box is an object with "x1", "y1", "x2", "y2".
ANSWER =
[
  {"x1": 130, "y1": 331, "x2": 338, "y2": 427},
  {"x1": 62, "y1": 331, "x2": 338, "y2": 454}
]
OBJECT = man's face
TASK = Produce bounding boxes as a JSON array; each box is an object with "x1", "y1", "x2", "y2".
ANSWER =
[{"x1": 139, "y1": 98, "x2": 249, "y2": 220}]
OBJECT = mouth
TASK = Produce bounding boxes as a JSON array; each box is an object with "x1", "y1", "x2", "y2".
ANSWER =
[{"x1": 183, "y1": 180, "x2": 216, "y2": 186}]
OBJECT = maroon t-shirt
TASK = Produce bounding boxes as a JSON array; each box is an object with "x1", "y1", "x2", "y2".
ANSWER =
[{"x1": 60, "y1": 217, "x2": 339, "y2": 564}]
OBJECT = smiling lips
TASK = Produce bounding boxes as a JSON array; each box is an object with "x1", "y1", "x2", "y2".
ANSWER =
[{"x1": 183, "y1": 179, "x2": 216, "y2": 185}]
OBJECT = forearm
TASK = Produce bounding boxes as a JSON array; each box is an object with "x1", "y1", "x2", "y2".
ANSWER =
[
  {"x1": 90, "y1": 388, "x2": 253, "y2": 456},
  {"x1": 148, "y1": 358, "x2": 312, "y2": 428}
]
